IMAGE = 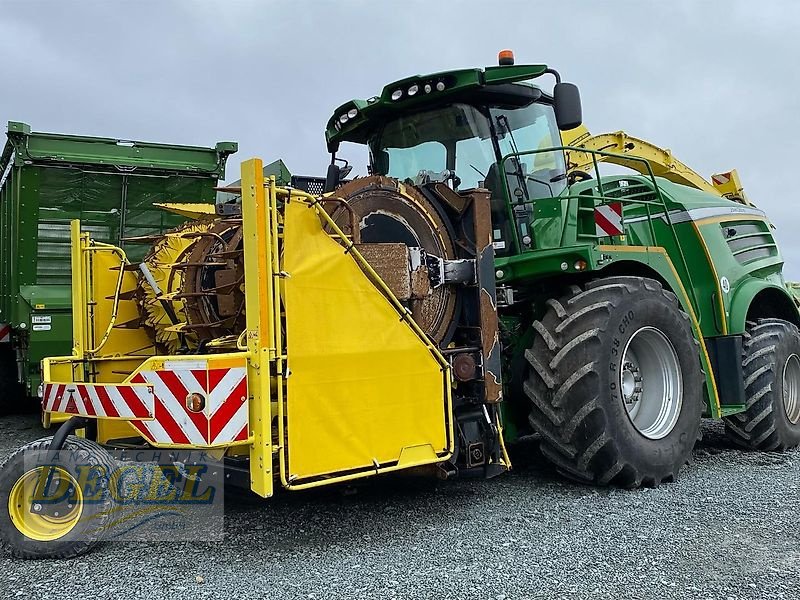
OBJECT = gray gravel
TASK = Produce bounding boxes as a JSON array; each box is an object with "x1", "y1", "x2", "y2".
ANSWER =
[{"x1": 0, "y1": 413, "x2": 798, "y2": 600}]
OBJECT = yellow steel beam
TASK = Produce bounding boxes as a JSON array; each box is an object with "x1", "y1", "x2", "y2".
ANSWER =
[
  {"x1": 153, "y1": 202, "x2": 217, "y2": 219},
  {"x1": 241, "y1": 158, "x2": 274, "y2": 499},
  {"x1": 69, "y1": 220, "x2": 88, "y2": 362},
  {"x1": 562, "y1": 126, "x2": 751, "y2": 205},
  {"x1": 566, "y1": 130, "x2": 720, "y2": 195}
]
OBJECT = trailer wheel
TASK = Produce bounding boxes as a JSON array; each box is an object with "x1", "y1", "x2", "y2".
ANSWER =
[
  {"x1": 724, "y1": 319, "x2": 800, "y2": 450},
  {"x1": 523, "y1": 277, "x2": 704, "y2": 487},
  {"x1": 0, "y1": 435, "x2": 117, "y2": 559},
  {"x1": 0, "y1": 345, "x2": 22, "y2": 415}
]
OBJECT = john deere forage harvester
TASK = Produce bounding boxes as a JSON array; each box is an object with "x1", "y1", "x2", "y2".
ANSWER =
[{"x1": 2, "y1": 53, "x2": 799, "y2": 558}]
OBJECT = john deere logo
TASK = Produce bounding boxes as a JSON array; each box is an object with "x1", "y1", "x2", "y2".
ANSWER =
[{"x1": 720, "y1": 277, "x2": 731, "y2": 294}]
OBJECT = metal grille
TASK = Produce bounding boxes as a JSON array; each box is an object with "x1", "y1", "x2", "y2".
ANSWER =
[
  {"x1": 600, "y1": 178, "x2": 657, "y2": 203},
  {"x1": 290, "y1": 176, "x2": 349, "y2": 196},
  {"x1": 722, "y1": 221, "x2": 777, "y2": 265}
]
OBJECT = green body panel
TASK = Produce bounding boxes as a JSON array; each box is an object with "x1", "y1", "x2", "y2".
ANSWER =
[
  {"x1": 0, "y1": 121, "x2": 237, "y2": 396},
  {"x1": 495, "y1": 170, "x2": 794, "y2": 340},
  {"x1": 494, "y1": 164, "x2": 795, "y2": 430}
]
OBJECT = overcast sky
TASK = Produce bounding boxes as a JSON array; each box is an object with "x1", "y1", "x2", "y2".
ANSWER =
[{"x1": 3, "y1": 1, "x2": 800, "y2": 277}]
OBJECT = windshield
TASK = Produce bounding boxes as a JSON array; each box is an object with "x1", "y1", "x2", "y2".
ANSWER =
[
  {"x1": 370, "y1": 103, "x2": 495, "y2": 187},
  {"x1": 369, "y1": 93, "x2": 567, "y2": 255},
  {"x1": 370, "y1": 100, "x2": 565, "y2": 191},
  {"x1": 490, "y1": 103, "x2": 567, "y2": 201}
]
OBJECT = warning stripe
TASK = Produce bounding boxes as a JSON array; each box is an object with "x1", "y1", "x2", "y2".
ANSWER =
[
  {"x1": 44, "y1": 364, "x2": 249, "y2": 447},
  {"x1": 153, "y1": 398, "x2": 191, "y2": 445},
  {"x1": 210, "y1": 377, "x2": 248, "y2": 443},
  {"x1": 712, "y1": 173, "x2": 730, "y2": 185},
  {"x1": 145, "y1": 371, "x2": 206, "y2": 445},
  {"x1": 156, "y1": 370, "x2": 208, "y2": 444},
  {"x1": 0, "y1": 324, "x2": 10, "y2": 343},
  {"x1": 95, "y1": 385, "x2": 121, "y2": 418},
  {"x1": 595, "y1": 202, "x2": 624, "y2": 237},
  {"x1": 42, "y1": 383, "x2": 153, "y2": 418}
]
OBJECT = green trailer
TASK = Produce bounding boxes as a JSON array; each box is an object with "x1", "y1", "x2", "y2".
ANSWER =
[{"x1": 0, "y1": 121, "x2": 236, "y2": 410}]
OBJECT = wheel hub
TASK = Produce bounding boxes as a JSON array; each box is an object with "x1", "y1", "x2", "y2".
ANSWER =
[
  {"x1": 783, "y1": 353, "x2": 800, "y2": 424},
  {"x1": 619, "y1": 326, "x2": 683, "y2": 440},
  {"x1": 621, "y1": 360, "x2": 643, "y2": 406},
  {"x1": 8, "y1": 467, "x2": 83, "y2": 541}
]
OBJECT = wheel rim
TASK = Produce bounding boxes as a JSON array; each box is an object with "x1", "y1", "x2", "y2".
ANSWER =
[
  {"x1": 620, "y1": 326, "x2": 683, "y2": 440},
  {"x1": 783, "y1": 354, "x2": 800, "y2": 424},
  {"x1": 8, "y1": 466, "x2": 83, "y2": 541}
]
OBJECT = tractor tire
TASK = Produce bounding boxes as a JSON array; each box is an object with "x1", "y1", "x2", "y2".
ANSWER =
[
  {"x1": 723, "y1": 319, "x2": 800, "y2": 451},
  {"x1": 523, "y1": 277, "x2": 704, "y2": 487},
  {"x1": 0, "y1": 345, "x2": 22, "y2": 416},
  {"x1": 0, "y1": 435, "x2": 117, "y2": 559}
]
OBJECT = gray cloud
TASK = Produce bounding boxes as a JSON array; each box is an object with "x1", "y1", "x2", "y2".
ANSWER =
[{"x1": 3, "y1": 0, "x2": 800, "y2": 276}]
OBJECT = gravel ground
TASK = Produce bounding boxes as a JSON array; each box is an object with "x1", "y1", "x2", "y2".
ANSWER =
[{"x1": 0, "y1": 414, "x2": 797, "y2": 600}]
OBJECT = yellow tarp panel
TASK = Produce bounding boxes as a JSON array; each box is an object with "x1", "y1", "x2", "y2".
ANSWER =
[{"x1": 283, "y1": 200, "x2": 448, "y2": 481}]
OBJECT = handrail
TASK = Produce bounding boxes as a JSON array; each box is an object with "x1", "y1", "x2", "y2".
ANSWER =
[{"x1": 498, "y1": 145, "x2": 699, "y2": 312}]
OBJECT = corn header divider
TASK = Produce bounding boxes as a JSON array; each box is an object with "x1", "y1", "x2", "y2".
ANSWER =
[{"x1": 40, "y1": 158, "x2": 467, "y2": 498}]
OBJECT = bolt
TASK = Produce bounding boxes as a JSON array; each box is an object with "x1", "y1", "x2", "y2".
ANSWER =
[{"x1": 32, "y1": 503, "x2": 42, "y2": 512}]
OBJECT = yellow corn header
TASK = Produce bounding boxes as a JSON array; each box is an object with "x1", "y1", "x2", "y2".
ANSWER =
[{"x1": 40, "y1": 159, "x2": 483, "y2": 497}]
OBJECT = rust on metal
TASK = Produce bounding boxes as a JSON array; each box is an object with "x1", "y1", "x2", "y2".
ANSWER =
[
  {"x1": 354, "y1": 243, "x2": 411, "y2": 300},
  {"x1": 452, "y1": 353, "x2": 478, "y2": 382},
  {"x1": 469, "y1": 189, "x2": 503, "y2": 404},
  {"x1": 328, "y1": 175, "x2": 458, "y2": 344},
  {"x1": 182, "y1": 219, "x2": 246, "y2": 341},
  {"x1": 430, "y1": 182, "x2": 469, "y2": 215},
  {"x1": 409, "y1": 268, "x2": 431, "y2": 300}
]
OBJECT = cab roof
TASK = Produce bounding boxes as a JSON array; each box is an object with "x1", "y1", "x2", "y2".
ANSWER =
[{"x1": 325, "y1": 63, "x2": 549, "y2": 151}]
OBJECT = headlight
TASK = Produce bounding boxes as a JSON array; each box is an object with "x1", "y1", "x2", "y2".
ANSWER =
[
  {"x1": 391, "y1": 89, "x2": 403, "y2": 101},
  {"x1": 436, "y1": 81, "x2": 446, "y2": 92},
  {"x1": 347, "y1": 108, "x2": 358, "y2": 119},
  {"x1": 424, "y1": 83, "x2": 432, "y2": 94},
  {"x1": 408, "y1": 84, "x2": 419, "y2": 96},
  {"x1": 339, "y1": 114, "x2": 349, "y2": 124}
]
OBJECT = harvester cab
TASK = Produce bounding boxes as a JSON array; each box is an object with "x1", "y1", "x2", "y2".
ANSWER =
[{"x1": 325, "y1": 51, "x2": 582, "y2": 261}]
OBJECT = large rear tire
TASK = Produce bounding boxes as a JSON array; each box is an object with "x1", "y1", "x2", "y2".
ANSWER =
[
  {"x1": 523, "y1": 277, "x2": 704, "y2": 487},
  {"x1": 723, "y1": 319, "x2": 800, "y2": 450}
]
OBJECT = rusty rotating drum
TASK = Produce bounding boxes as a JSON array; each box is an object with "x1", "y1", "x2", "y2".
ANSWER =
[
  {"x1": 181, "y1": 219, "x2": 246, "y2": 341},
  {"x1": 328, "y1": 176, "x2": 460, "y2": 344},
  {"x1": 141, "y1": 175, "x2": 462, "y2": 346}
]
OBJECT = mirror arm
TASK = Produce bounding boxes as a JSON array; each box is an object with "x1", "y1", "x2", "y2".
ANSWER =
[{"x1": 544, "y1": 68, "x2": 562, "y2": 85}]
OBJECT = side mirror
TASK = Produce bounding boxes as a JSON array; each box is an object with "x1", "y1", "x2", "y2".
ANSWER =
[
  {"x1": 324, "y1": 163, "x2": 341, "y2": 193},
  {"x1": 554, "y1": 82, "x2": 582, "y2": 131}
]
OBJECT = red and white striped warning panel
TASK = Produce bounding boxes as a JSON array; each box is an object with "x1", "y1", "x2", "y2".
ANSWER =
[
  {"x1": 711, "y1": 172, "x2": 731, "y2": 186},
  {"x1": 42, "y1": 383, "x2": 155, "y2": 418},
  {"x1": 595, "y1": 202, "x2": 624, "y2": 237},
  {"x1": 43, "y1": 361, "x2": 249, "y2": 447},
  {"x1": 0, "y1": 323, "x2": 10, "y2": 343},
  {"x1": 129, "y1": 364, "x2": 249, "y2": 447}
]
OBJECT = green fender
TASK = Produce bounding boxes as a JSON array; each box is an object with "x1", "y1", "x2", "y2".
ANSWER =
[
  {"x1": 727, "y1": 279, "x2": 800, "y2": 335},
  {"x1": 595, "y1": 247, "x2": 722, "y2": 417}
]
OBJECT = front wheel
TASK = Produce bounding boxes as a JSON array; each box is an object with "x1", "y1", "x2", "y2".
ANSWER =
[
  {"x1": 523, "y1": 277, "x2": 704, "y2": 487},
  {"x1": 724, "y1": 319, "x2": 800, "y2": 450},
  {"x1": 0, "y1": 436, "x2": 117, "y2": 559}
]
